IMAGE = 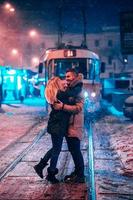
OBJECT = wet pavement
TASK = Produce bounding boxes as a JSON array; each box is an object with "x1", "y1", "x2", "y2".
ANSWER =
[
  {"x1": 0, "y1": 99, "x2": 88, "y2": 200},
  {"x1": 0, "y1": 99, "x2": 132, "y2": 200}
]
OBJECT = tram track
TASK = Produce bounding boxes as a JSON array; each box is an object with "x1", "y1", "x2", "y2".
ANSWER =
[
  {"x1": 88, "y1": 122, "x2": 96, "y2": 200},
  {"x1": 85, "y1": 120, "x2": 96, "y2": 200},
  {"x1": 0, "y1": 123, "x2": 47, "y2": 181}
]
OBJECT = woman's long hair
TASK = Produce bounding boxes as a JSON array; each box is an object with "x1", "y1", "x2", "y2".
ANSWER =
[{"x1": 45, "y1": 77, "x2": 61, "y2": 104}]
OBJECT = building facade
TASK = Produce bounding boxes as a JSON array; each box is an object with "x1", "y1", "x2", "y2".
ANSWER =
[
  {"x1": 39, "y1": 26, "x2": 133, "y2": 75},
  {"x1": 1, "y1": 26, "x2": 133, "y2": 75}
]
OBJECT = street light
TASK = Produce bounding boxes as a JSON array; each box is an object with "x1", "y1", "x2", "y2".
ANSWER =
[
  {"x1": 9, "y1": 7, "x2": 15, "y2": 12},
  {"x1": 31, "y1": 57, "x2": 39, "y2": 66},
  {"x1": 29, "y1": 30, "x2": 38, "y2": 38},
  {"x1": 4, "y1": 2, "x2": 15, "y2": 13},
  {"x1": 11, "y1": 49, "x2": 23, "y2": 67},
  {"x1": 4, "y1": 3, "x2": 11, "y2": 9},
  {"x1": 11, "y1": 48, "x2": 18, "y2": 56}
]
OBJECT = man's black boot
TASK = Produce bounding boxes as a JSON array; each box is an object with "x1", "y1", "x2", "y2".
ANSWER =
[
  {"x1": 46, "y1": 167, "x2": 59, "y2": 184},
  {"x1": 64, "y1": 170, "x2": 77, "y2": 182},
  {"x1": 34, "y1": 158, "x2": 48, "y2": 179}
]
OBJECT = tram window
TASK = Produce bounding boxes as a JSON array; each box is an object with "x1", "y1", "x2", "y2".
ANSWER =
[
  {"x1": 48, "y1": 61, "x2": 53, "y2": 79},
  {"x1": 89, "y1": 60, "x2": 100, "y2": 81},
  {"x1": 95, "y1": 60, "x2": 100, "y2": 81},
  {"x1": 55, "y1": 61, "x2": 70, "y2": 78},
  {"x1": 47, "y1": 58, "x2": 100, "y2": 82},
  {"x1": 89, "y1": 64, "x2": 95, "y2": 80},
  {"x1": 77, "y1": 61, "x2": 87, "y2": 79}
]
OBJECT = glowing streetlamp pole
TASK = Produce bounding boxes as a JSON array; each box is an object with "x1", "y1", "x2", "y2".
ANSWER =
[{"x1": 28, "y1": 29, "x2": 40, "y2": 69}]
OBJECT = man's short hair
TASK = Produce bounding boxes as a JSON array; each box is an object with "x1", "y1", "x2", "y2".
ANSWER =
[{"x1": 66, "y1": 68, "x2": 78, "y2": 76}]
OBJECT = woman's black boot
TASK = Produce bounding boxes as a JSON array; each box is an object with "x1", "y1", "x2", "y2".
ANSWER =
[
  {"x1": 46, "y1": 167, "x2": 59, "y2": 184},
  {"x1": 34, "y1": 158, "x2": 48, "y2": 179}
]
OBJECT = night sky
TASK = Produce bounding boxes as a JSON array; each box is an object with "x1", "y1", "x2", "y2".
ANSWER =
[{"x1": 0, "y1": 0, "x2": 133, "y2": 33}]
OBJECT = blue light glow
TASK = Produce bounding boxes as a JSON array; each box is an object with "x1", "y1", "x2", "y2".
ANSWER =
[
  {"x1": 10, "y1": 76, "x2": 14, "y2": 83},
  {"x1": 17, "y1": 76, "x2": 22, "y2": 90},
  {"x1": 108, "y1": 105, "x2": 123, "y2": 116},
  {"x1": 104, "y1": 79, "x2": 114, "y2": 88},
  {"x1": 84, "y1": 91, "x2": 89, "y2": 98},
  {"x1": 121, "y1": 76, "x2": 126, "y2": 80}
]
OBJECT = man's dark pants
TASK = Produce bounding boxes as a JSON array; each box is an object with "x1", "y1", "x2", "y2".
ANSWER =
[{"x1": 65, "y1": 136, "x2": 84, "y2": 177}]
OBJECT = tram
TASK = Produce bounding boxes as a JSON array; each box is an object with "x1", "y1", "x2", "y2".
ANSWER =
[{"x1": 39, "y1": 46, "x2": 102, "y2": 112}]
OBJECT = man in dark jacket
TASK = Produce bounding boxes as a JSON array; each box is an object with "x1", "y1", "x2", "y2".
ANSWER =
[{"x1": 53, "y1": 69, "x2": 85, "y2": 183}]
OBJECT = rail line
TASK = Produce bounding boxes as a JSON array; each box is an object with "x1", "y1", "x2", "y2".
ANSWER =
[
  {"x1": 0, "y1": 128, "x2": 47, "y2": 181},
  {"x1": 85, "y1": 120, "x2": 96, "y2": 200}
]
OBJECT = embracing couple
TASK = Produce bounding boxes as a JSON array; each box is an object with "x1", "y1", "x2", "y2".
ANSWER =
[{"x1": 34, "y1": 68, "x2": 85, "y2": 184}]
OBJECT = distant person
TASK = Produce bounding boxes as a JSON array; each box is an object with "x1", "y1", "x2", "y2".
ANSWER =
[
  {"x1": 40, "y1": 82, "x2": 45, "y2": 98},
  {"x1": 29, "y1": 83, "x2": 34, "y2": 97},
  {"x1": 19, "y1": 95, "x2": 24, "y2": 103}
]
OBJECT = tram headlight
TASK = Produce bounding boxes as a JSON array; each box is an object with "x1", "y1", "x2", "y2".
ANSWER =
[
  {"x1": 84, "y1": 91, "x2": 89, "y2": 98},
  {"x1": 91, "y1": 92, "x2": 96, "y2": 98},
  {"x1": 84, "y1": 91, "x2": 96, "y2": 99}
]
